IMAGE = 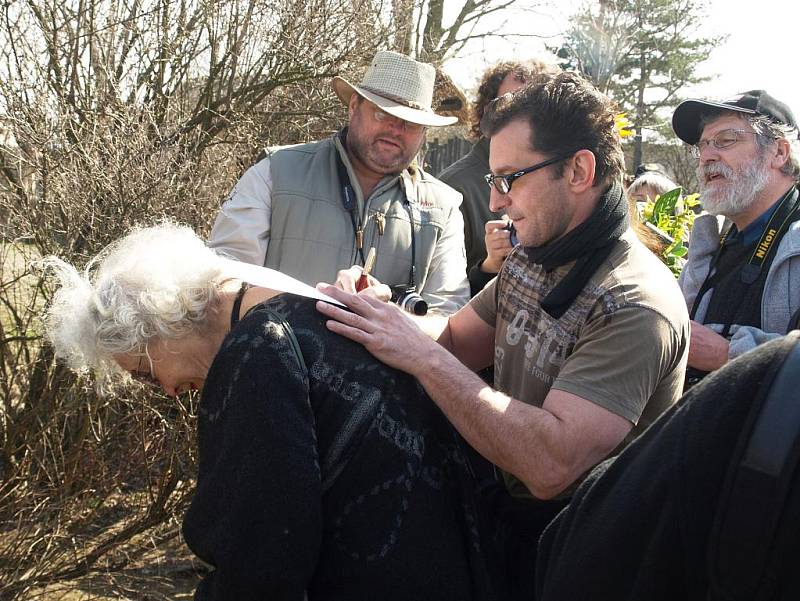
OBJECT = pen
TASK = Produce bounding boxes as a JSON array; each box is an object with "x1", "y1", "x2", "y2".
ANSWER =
[{"x1": 356, "y1": 247, "x2": 377, "y2": 292}]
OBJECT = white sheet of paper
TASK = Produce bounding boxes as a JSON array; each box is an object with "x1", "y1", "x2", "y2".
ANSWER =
[{"x1": 220, "y1": 258, "x2": 345, "y2": 306}]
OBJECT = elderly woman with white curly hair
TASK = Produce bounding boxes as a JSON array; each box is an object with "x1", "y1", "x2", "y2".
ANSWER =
[{"x1": 43, "y1": 223, "x2": 496, "y2": 601}]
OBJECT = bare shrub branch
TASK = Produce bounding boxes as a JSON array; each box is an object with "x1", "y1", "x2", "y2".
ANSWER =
[{"x1": 0, "y1": 0, "x2": 391, "y2": 596}]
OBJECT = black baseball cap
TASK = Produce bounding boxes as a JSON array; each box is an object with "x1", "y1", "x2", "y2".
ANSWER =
[{"x1": 672, "y1": 90, "x2": 798, "y2": 145}]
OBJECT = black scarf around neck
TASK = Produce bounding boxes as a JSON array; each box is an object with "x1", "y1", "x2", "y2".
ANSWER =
[{"x1": 525, "y1": 179, "x2": 629, "y2": 319}]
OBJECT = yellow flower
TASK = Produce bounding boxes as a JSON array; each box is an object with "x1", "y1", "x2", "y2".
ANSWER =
[{"x1": 615, "y1": 113, "x2": 635, "y2": 138}]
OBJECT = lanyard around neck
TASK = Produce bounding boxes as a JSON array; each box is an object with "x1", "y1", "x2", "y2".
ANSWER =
[
  {"x1": 335, "y1": 134, "x2": 367, "y2": 266},
  {"x1": 334, "y1": 132, "x2": 417, "y2": 290}
]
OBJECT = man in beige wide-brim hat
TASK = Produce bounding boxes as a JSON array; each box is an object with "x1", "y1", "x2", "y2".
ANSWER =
[
  {"x1": 332, "y1": 51, "x2": 457, "y2": 127},
  {"x1": 209, "y1": 50, "x2": 469, "y2": 315}
]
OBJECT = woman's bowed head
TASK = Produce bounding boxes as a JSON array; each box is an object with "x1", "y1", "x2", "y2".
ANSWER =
[{"x1": 43, "y1": 222, "x2": 281, "y2": 396}]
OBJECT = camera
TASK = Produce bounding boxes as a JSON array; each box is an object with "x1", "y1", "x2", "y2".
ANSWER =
[{"x1": 391, "y1": 286, "x2": 428, "y2": 316}]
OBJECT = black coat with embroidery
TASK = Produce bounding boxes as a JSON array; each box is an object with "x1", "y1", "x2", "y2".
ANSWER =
[{"x1": 182, "y1": 294, "x2": 494, "y2": 601}]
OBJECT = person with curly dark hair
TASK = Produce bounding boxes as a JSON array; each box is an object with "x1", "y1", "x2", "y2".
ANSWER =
[{"x1": 439, "y1": 59, "x2": 560, "y2": 296}]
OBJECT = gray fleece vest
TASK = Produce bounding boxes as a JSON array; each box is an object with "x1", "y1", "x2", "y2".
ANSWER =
[{"x1": 265, "y1": 134, "x2": 457, "y2": 290}]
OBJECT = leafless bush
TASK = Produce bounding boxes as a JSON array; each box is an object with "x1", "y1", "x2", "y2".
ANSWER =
[{"x1": 0, "y1": 0, "x2": 394, "y2": 596}]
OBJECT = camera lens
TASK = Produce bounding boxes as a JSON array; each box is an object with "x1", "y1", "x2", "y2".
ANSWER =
[
  {"x1": 399, "y1": 293, "x2": 428, "y2": 316},
  {"x1": 392, "y1": 286, "x2": 428, "y2": 316}
]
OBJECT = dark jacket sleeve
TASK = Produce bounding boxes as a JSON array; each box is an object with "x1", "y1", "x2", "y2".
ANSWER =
[
  {"x1": 535, "y1": 336, "x2": 792, "y2": 601},
  {"x1": 182, "y1": 321, "x2": 321, "y2": 601}
]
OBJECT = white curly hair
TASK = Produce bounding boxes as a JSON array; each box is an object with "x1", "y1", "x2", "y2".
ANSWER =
[{"x1": 43, "y1": 222, "x2": 227, "y2": 380}]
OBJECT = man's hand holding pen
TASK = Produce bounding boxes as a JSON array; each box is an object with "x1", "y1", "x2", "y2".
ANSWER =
[
  {"x1": 356, "y1": 247, "x2": 377, "y2": 292},
  {"x1": 327, "y1": 249, "x2": 392, "y2": 302}
]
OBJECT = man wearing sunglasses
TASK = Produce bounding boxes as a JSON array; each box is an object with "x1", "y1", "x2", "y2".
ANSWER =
[
  {"x1": 672, "y1": 91, "x2": 800, "y2": 389},
  {"x1": 208, "y1": 51, "x2": 469, "y2": 314},
  {"x1": 317, "y1": 72, "x2": 689, "y2": 599}
]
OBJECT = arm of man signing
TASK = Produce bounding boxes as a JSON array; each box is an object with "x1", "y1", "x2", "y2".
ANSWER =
[{"x1": 315, "y1": 285, "x2": 632, "y2": 500}]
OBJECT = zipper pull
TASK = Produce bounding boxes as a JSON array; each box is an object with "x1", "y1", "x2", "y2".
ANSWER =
[{"x1": 356, "y1": 228, "x2": 364, "y2": 250}]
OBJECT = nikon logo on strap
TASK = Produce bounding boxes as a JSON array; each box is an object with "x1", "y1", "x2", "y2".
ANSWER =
[
  {"x1": 741, "y1": 188, "x2": 799, "y2": 284},
  {"x1": 755, "y1": 228, "x2": 778, "y2": 260}
]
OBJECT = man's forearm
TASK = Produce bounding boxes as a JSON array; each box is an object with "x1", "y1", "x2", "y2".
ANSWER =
[
  {"x1": 409, "y1": 345, "x2": 573, "y2": 499},
  {"x1": 410, "y1": 312, "x2": 449, "y2": 340},
  {"x1": 688, "y1": 320, "x2": 730, "y2": 371},
  {"x1": 312, "y1": 286, "x2": 578, "y2": 497}
]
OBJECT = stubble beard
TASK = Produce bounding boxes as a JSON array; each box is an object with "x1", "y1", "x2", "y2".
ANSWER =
[
  {"x1": 518, "y1": 184, "x2": 571, "y2": 248},
  {"x1": 698, "y1": 151, "x2": 770, "y2": 217},
  {"x1": 346, "y1": 121, "x2": 421, "y2": 176},
  {"x1": 348, "y1": 136, "x2": 407, "y2": 174}
]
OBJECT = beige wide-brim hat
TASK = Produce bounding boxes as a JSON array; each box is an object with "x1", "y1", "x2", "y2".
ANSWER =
[{"x1": 333, "y1": 51, "x2": 458, "y2": 127}]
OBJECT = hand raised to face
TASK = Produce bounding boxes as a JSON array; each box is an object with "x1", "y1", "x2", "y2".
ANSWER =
[{"x1": 481, "y1": 218, "x2": 515, "y2": 274}]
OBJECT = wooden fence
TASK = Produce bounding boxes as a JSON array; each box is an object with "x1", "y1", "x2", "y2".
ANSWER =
[{"x1": 423, "y1": 136, "x2": 471, "y2": 177}]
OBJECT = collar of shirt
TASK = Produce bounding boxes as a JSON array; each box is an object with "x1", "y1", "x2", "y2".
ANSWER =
[{"x1": 728, "y1": 196, "x2": 783, "y2": 246}]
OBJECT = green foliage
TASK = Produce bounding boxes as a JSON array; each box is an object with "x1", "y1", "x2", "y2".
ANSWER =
[{"x1": 640, "y1": 186, "x2": 700, "y2": 277}]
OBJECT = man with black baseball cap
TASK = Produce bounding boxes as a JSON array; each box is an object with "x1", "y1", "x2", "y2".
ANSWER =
[{"x1": 672, "y1": 90, "x2": 800, "y2": 388}]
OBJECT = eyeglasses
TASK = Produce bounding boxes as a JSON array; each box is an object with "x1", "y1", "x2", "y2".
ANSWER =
[
  {"x1": 691, "y1": 128, "x2": 760, "y2": 157},
  {"x1": 130, "y1": 347, "x2": 159, "y2": 388},
  {"x1": 484, "y1": 151, "x2": 578, "y2": 194},
  {"x1": 372, "y1": 106, "x2": 424, "y2": 133}
]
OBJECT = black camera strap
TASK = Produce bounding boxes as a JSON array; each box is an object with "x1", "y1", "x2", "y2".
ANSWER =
[
  {"x1": 402, "y1": 196, "x2": 417, "y2": 289},
  {"x1": 690, "y1": 187, "x2": 800, "y2": 334},
  {"x1": 335, "y1": 133, "x2": 367, "y2": 267}
]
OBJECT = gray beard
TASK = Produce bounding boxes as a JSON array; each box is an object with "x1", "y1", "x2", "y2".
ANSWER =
[{"x1": 698, "y1": 153, "x2": 770, "y2": 217}]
